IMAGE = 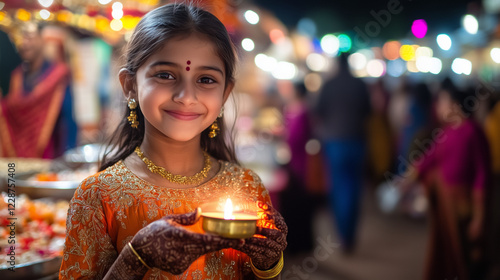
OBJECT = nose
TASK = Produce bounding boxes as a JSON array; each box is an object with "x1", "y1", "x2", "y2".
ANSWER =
[{"x1": 172, "y1": 82, "x2": 197, "y2": 105}]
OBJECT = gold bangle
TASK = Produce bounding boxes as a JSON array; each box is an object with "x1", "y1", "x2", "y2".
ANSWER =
[
  {"x1": 250, "y1": 252, "x2": 284, "y2": 279},
  {"x1": 128, "y1": 242, "x2": 152, "y2": 270}
]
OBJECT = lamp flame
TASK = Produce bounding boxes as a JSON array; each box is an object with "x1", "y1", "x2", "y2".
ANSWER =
[{"x1": 224, "y1": 198, "x2": 235, "y2": 220}]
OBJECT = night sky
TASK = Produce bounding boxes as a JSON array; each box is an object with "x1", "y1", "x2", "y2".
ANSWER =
[{"x1": 254, "y1": 0, "x2": 481, "y2": 40}]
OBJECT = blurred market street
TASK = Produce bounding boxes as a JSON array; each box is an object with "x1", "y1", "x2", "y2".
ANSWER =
[{"x1": 283, "y1": 189, "x2": 428, "y2": 280}]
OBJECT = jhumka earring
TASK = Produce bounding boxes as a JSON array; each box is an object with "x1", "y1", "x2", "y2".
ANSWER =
[
  {"x1": 208, "y1": 107, "x2": 224, "y2": 138},
  {"x1": 127, "y1": 98, "x2": 139, "y2": 129}
]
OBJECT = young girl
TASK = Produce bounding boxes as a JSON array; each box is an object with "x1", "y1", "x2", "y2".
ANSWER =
[{"x1": 59, "y1": 3, "x2": 287, "y2": 279}]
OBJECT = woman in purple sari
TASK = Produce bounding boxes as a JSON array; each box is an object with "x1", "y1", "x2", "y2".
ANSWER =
[{"x1": 415, "y1": 79, "x2": 490, "y2": 280}]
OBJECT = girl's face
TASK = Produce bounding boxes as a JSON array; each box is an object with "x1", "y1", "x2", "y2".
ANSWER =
[{"x1": 134, "y1": 34, "x2": 233, "y2": 142}]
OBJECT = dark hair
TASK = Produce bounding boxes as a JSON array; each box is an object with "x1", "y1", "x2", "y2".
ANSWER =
[
  {"x1": 100, "y1": 3, "x2": 238, "y2": 171},
  {"x1": 412, "y1": 83, "x2": 432, "y2": 109},
  {"x1": 440, "y1": 77, "x2": 472, "y2": 115}
]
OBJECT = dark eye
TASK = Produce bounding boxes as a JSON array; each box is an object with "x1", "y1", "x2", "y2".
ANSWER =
[
  {"x1": 155, "y1": 72, "x2": 174, "y2": 80},
  {"x1": 198, "y1": 77, "x2": 215, "y2": 84}
]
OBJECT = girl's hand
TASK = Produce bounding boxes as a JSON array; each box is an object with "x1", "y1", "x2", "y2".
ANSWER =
[
  {"x1": 239, "y1": 202, "x2": 288, "y2": 270},
  {"x1": 130, "y1": 209, "x2": 243, "y2": 275}
]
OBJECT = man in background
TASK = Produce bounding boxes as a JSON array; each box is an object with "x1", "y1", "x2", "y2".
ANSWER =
[{"x1": 315, "y1": 53, "x2": 371, "y2": 253}]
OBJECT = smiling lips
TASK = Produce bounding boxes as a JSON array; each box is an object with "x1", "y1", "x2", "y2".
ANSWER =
[{"x1": 165, "y1": 110, "x2": 201, "y2": 121}]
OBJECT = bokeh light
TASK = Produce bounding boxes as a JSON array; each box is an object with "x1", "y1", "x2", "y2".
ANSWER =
[
  {"x1": 491, "y1": 48, "x2": 500, "y2": 63},
  {"x1": 400, "y1": 45, "x2": 416, "y2": 61},
  {"x1": 436, "y1": 34, "x2": 452, "y2": 50},
  {"x1": 254, "y1": 53, "x2": 277, "y2": 72},
  {"x1": 111, "y1": 9, "x2": 123, "y2": 20},
  {"x1": 110, "y1": 18, "x2": 123, "y2": 31},
  {"x1": 366, "y1": 59, "x2": 386, "y2": 77},
  {"x1": 297, "y1": 18, "x2": 317, "y2": 37},
  {"x1": 415, "y1": 46, "x2": 433, "y2": 58},
  {"x1": 411, "y1": 19, "x2": 428, "y2": 38},
  {"x1": 451, "y1": 58, "x2": 472, "y2": 75},
  {"x1": 407, "y1": 61, "x2": 419, "y2": 73},
  {"x1": 272, "y1": 61, "x2": 297, "y2": 80},
  {"x1": 16, "y1": 9, "x2": 31, "y2": 21},
  {"x1": 306, "y1": 53, "x2": 328, "y2": 72},
  {"x1": 269, "y1": 29, "x2": 285, "y2": 44},
  {"x1": 112, "y1": 2, "x2": 123, "y2": 10},
  {"x1": 416, "y1": 57, "x2": 431, "y2": 73},
  {"x1": 348, "y1": 52, "x2": 367, "y2": 70},
  {"x1": 38, "y1": 0, "x2": 53, "y2": 8},
  {"x1": 241, "y1": 38, "x2": 255, "y2": 52},
  {"x1": 244, "y1": 10, "x2": 259, "y2": 25},
  {"x1": 320, "y1": 34, "x2": 339, "y2": 56},
  {"x1": 305, "y1": 139, "x2": 321, "y2": 155},
  {"x1": 382, "y1": 41, "x2": 401, "y2": 60},
  {"x1": 98, "y1": 0, "x2": 112, "y2": 4},
  {"x1": 304, "y1": 73, "x2": 323, "y2": 92},
  {"x1": 463, "y1": 14, "x2": 478, "y2": 34},
  {"x1": 337, "y1": 34, "x2": 352, "y2": 52},
  {"x1": 39, "y1": 9, "x2": 50, "y2": 20},
  {"x1": 387, "y1": 59, "x2": 406, "y2": 77},
  {"x1": 429, "y1": 57, "x2": 443, "y2": 74}
]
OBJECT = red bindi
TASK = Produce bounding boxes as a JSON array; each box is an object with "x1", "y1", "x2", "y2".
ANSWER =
[
  {"x1": 186, "y1": 60, "x2": 191, "y2": 71},
  {"x1": 187, "y1": 60, "x2": 191, "y2": 65},
  {"x1": 186, "y1": 66, "x2": 190, "y2": 71}
]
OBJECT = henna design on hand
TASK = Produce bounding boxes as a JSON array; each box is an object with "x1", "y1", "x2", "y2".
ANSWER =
[
  {"x1": 239, "y1": 203, "x2": 288, "y2": 270},
  {"x1": 131, "y1": 208, "x2": 243, "y2": 275}
]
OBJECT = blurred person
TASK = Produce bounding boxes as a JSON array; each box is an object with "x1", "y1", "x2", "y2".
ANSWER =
[
  {"x1": 366, "y1": 79, "x2": 394, "y2": 183},
  {"x1": 0, "y1": 22, "x2": 77, "y2": 158},
  {"x1": 483, "y1": 95, "x2": 500, "y2": 280},
  {"x1": 0, "y1": 29, "x2": 22, "y2": 96},
  {"x1": 399, "y1": 83, "x2": 434, "y2": 172},
  {"x1": 314, "y1": 53, "x2": 371, "y2": 253},
  {"x1": 279, "y1": 81, "x2": 316, "y2": 254},
  {"x1": 408, "y1": 78, "x2": 490, "y2": 280}
]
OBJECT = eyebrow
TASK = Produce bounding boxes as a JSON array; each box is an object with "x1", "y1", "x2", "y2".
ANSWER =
[{"x1": 150, "y1": 61, "x2": 224, "y2": 76}]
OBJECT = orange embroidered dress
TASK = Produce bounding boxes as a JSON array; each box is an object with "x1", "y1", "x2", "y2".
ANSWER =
[{"x1": 59, "y1": 160, "x2": 272, "y2": 280}]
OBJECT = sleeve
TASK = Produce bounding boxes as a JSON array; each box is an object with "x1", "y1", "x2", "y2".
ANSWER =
[
  {"x1": 237, "y1": 168, "x2": 276, "y2": 278},
  {"x1": 242, "y1": 168, "x2": 273, "y2": 207},
  {"x1": 59, "y1": 176, "x2": 117, "y2": 279}
]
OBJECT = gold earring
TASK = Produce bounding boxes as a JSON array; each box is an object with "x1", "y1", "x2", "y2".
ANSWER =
[
  {"x1": 209, "y1": 107, "x2": 224, "y2": 138},
  {"x1": 127, "y1": 98, "x2": 139, "y2": 129},
  {"x1": 208, "y1": 119, "x2": 220, "y2": 138}
]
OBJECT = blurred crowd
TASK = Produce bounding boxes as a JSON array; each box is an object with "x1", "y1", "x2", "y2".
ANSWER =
[
  {"x1": 274, "y1": 53, "x2": 500, "y2": 280},
  {"x1": 1, "y1": 20, "x2": 500, "y2": 280}
]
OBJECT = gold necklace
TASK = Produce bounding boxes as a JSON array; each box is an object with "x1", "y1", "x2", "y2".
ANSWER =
[{"x1": 134, "y1": 146, "x2": 211, "y2": 185}]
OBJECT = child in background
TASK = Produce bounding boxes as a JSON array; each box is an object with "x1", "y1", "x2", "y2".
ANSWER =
[{"x1": 59, "y1": 3, "x2": 287, "y2": 279}]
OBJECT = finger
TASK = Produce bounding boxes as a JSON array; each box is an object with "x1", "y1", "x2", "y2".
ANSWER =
[
  {"x1": 267, "y1": 212, "x2": 288, "y2": 236},
  {"x1": 183, "y1": 236, "x2": 244, "y2": 255},
  {"x1": 244, "y1": 235, "x2": 287, "y2": 253},
  {"x1": 166, "y1": 208, "x2": 201, "y2": 225},
  {"x1": 256, "y1": 203, "x2": 288, "y2": 235},
  {"x1": 256, "y1": 228, "x2": 286, "y2": 244},
  {"x1": 239, "y1": 241, "x2": 281, "y2": 263},
  {"x1": 206, "y1": 236, "x2": 245, "y2": 251}
]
